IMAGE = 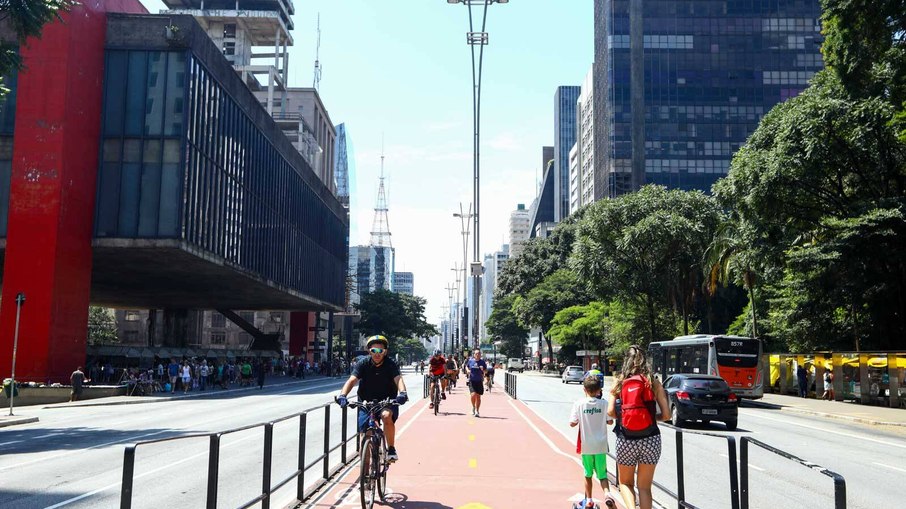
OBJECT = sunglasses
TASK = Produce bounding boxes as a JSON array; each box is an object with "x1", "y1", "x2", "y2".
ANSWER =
[{"x1": 369, "y1": 347, "x2": 385, "y2": 354}]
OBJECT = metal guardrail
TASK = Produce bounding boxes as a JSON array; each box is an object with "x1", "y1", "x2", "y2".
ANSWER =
[
  {"x1": 612, "y1": 424, "x2": 739, "y2": 509},
  {"x1": 740, "y1": 437, "x2": 846, "y2": 509},
  {"x1": 119, "y1": 401, "x2": 357, "y2": 509},
  {"x1": 505, "y1": 372, "x2": 517, "y2": 399}
]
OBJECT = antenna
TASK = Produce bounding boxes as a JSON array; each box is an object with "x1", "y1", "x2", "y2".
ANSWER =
[
  {"x1": 313, "y1": 13, "x2": 322, "y2": 90},
  {"x1": 369, "y1": 137, "x2": 392, "y2": 247}
]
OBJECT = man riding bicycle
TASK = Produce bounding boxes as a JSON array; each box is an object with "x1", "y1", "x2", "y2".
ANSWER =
[
  {"x1": 337, "y1": 335, "x2": 408, "y2": 461},
  {"x1": 445, "y1": 355, "x2": 459, "y2": 389},
  {"x1": 427, "y1": 350, "x2": 447, "y2": 408},
  {"x1": 485, "y1": 361, "x2": 496, "y2": 391}
]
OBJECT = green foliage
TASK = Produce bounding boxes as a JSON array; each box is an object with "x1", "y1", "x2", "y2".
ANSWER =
[
  {"x1": 87, "y1": 306, "x2": 118, "y2": 345},
  {"x1": 485, "y1": 294, "x2": 528, "y2": 360},
  {"x1": 0, "y1": 0, "x2": 76, "y2": 94},
  {"x1": 512, "y1": 269, "x2": 592, "y2": 362},
  {"x1": 572, "y1": 185, "x2": 722, "y2": 342},
  {"x1": 393, "y1": 337, "x2": 429, "y2": 364},
  {"x1": 355, "y1": 290, "x2": 438, "y2": 342}
]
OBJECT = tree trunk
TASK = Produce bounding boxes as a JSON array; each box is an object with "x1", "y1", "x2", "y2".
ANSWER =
[
  {"x1": 646, "y1": 296, "x2": 657, "y2": 343},
  {"x1": 747, "y1": 281, "x2": 759, "y2": 338}
]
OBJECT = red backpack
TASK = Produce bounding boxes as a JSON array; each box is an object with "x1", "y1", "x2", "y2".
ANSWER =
[{"x1": 618, "y1": 374, "x2": 659, "y2": 438}]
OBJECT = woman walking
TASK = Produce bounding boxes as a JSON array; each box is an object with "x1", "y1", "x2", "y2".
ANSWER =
[{"x1": 607, "y1": 345, "x2": 670, "y2": 509}]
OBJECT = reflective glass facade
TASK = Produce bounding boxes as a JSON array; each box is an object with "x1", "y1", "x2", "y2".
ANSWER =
[
  {"x1": 0, "y1": 69, "x2": 16, "y2": 237},
  {"x1": 594, "y1": 0, "x2": 823, "y2": 198},
  {"x1": 97, "y1": 49, "x2": 347, "y2": 306},
  {"x1": 554, "y1": 86, "x2": 580, "y2": 222}
]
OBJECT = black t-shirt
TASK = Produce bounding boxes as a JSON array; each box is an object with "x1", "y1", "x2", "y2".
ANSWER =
[{"x1": 352, "y1": 357, "x2": 401, "y2": 402}]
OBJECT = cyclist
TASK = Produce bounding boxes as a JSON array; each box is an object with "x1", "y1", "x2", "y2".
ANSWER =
[
  {"x1": 427, "y1": 349, "x2": 448, "y2": 408},
  {"x1": 485, "y1": 361, "x2": 496, "y2": 391},
  {"x1": 584, "y1": 363, "x2": 605, "y2": 398},
  {"x1": 336, "y1": 335, "x2": 409, "y2": 462},
  {"x1": 445, "y1": 355, "x2": 459, "y2": 390},
  {"x1": 465, "y1": 349, "x2": 487, "y2": 417}
]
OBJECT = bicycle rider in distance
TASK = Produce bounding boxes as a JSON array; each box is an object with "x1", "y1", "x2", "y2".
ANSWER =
[
  {"x1": 428, "y1": 349, "x2": 447, "y2": 408},
  {"x1": 445, "y1": 354, "x2": 459, "y2": 389},
  {"x1": 336, "y1": 335, "x2": 409, "y2": 462}
]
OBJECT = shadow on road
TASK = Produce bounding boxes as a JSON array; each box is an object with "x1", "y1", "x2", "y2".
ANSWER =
[
  {"x1": 0, "y1": 488, "x2": 86, "y2": 508},
  {"x1": 383, "y1": 492, "x2": 454, "y2": 508},
  {"x1": 0, "y1": 426, "x2": 192, "y2": 454}
]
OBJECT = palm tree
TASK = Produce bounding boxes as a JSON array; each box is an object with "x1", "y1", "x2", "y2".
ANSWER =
[{"x1": 703, "y1": 219, "x2": 760, "y2": 337}]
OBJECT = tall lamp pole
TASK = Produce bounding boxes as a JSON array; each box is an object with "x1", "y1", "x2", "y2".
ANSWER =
[
  {"x1": 446, "y1": 0, "x2": 508, "y2": 351},
  {"x1": 454, "y1": 203, "x2": 473, "y2": 357}
]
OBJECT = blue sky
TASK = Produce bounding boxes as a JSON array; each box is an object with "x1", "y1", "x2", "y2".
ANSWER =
[{"x1": 141, "y1": 0, "x2": 593, "y2": 326}]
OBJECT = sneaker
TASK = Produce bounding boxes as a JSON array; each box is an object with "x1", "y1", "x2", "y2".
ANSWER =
[
  {"x1": 441, "y1": 392, "x2": 446, "y2": 400},
  {"x1": 387, "y1": 446, "x2": 398, "y2": 462},
  {"x1": 475, "y1": 411, "x2": 480, "y2": 418}
]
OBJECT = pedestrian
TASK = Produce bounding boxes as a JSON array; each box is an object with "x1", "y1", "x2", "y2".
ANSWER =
[
  {"x1": 181, "y1": 361, "x2": 192, "y2": 394},
  {"x1": 257, "y1": 359, "x2": 267, "y2": 389},
  {"x1": 570, "y1": 376, "x2": 616, "y2": 508},
  {"x1": 465, "y1": 349, "x2": 487, "y2": 417},
  {"x1": 167, "y1": 359, "x2": 179, "y2": 393},
  {"x1": 607, "y1": 345, "x2": 670, "y2": 509},
  {"x1": 796, "y1": 364, "x2": 808, "y2": 398},
  {"x1": 70, "y1": 366, "x2": 89, "y2": 402},
  {"x1": 823, "y1": 368, "x2": 835, "y2": 401}
]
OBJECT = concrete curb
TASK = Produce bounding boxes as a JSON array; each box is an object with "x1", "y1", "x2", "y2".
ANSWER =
[
  {"x1": 742, "y1": 400, "x2": 906, "y2": 428},
  {"x1": 0, "y1": 416, "x2": 39, "y2": 428},
  {"x1": 40, "y1": 376, "x2": 346, "y2": 409}
]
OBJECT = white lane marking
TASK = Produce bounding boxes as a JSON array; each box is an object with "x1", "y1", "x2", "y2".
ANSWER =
[
  {"x1": 719, "y1": 453, "x2": 765, "y2": 472},
  {"x1": 745, "y1": 411, "x2": 906, "y2": 450},
  {"x1": 507, "y1": 398, "x2": 582, "y2": 467},
  {"x1": 32, "y1": 434, "x2": 60, "y2": 439},
  {"x1": 42, "y1": 428, "x2": 261, "y2": 508},
  {"x1": 0, "y1": 440, "x2": 24, "y2": 447},
  {"x1": 0, "y1": 380, "x2": 344, "y2": 472},
  {"x1": 872, "y1": 462, "x2": 906, "y2": 474}
]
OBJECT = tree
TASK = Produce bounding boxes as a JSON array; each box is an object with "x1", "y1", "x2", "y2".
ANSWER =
[
  {"x1": 0, "y1": 0, "x2": 75, "y2": 92},
  {"x1": 355, "y1": 290, "x2": 438, "y2": 341},
  {"x1": 548, "y1": 302, "x2": 610, "y2": 361},
  {"x1": 394, "y1": 337, "x2": 429, "y2": 364},
  {"x1": 87, "y1": 306, "x2": 118, "y2": 345},
  {"x1": 714, "y1": 70, "x2": 906, "y2": 351},
  {"x1": 486, "y1": 294, "x2": 529, "y2": 360},
  {"x1": 572, "y1": 185, "x2": 722, "y2": 343},
  {"x1": 703, "y1": 218, "x2": 763, "y2": 336},
  {"x1": 512, "y1": 269, "x2": 592, "y2": 366}
]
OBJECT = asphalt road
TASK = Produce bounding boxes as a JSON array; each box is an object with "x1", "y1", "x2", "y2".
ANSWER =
[
  {"x1": 0, "y1": 369, "x2": 426, "y2": 509},
  {"x1": 513, "y1": 372, "x2": 906, "y2": 509}
]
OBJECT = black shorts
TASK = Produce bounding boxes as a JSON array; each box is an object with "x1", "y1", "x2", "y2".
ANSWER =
[{"x1": 468, "y1": 380, "x2": 484, "y2": 395}]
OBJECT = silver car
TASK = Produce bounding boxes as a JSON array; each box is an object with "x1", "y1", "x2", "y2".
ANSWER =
[{"x1": 561, "y1": 365, "x2": 585, "y2": 384}]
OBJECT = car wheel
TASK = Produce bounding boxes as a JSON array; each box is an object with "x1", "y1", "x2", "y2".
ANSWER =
[
  {"x1": 725, "y1": 419, "x2": 738, "y2": 431},
  {"x1": 671, "y1": 404, "x2": 684, "y2": 427}
]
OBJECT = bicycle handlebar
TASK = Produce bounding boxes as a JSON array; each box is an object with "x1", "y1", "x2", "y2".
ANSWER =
[{"x1": 334, "y1": 396, "x2": 400, "y2": 411}]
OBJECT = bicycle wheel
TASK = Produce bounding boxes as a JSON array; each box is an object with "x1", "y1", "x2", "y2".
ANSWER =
[
  {"x1": 359, "y1": 433, "x2": 376, "y2": 509},
  {"x1": 376, "y1": 434, "x2": 388, "y2": 501},
  {"x1": 433, "y1": 384, "x2": 440, "y2": 415}
]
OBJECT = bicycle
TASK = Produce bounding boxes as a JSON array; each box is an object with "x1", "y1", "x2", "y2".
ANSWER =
[
  {"x1": 427, "y1": 374, "x2": 443, "y2": 415},
  {"x1": 342, "y1": 398, "x2": 400, "y2": 509}
]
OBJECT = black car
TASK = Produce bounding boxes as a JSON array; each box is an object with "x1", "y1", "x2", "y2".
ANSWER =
[{"x1": 663, "y1": 374, "x2": 739, "y2": 431}]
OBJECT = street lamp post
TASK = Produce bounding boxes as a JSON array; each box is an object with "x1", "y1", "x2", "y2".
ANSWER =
[
  {"x1": 453, "y1": 203, "x2": 473, "y2": 356},
  {"x1": 446, "y1": 0, "x2": 508, "y2": 351},
  {"x1": 8, "y1": 292, "x2": 25, "y2": 416}
]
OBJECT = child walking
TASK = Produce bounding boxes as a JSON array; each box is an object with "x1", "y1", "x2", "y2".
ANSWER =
[{"x1": 570, "y1": 377, "x2": 616, "y2": 509}]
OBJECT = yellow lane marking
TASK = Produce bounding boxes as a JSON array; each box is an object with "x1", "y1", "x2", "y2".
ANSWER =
[
  {"x1": 457, "y1": 504, "x2": 492, "y2": 509},
  {"x1": 468, "y1": 434, "x2": 475, "y2": 441},
  {"x1": 468, "y1": 458, "x2": 477, "y2": 468}
]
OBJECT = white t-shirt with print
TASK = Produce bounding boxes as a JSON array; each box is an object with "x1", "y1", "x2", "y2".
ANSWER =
[{"x1": 570, "y1": 397, "x2": 609, "y2": 454}]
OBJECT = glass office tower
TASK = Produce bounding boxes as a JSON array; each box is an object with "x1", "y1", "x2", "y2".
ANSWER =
[
  {"x1": 593, "y1": 0, "x2": 823, "y2": 198},
  {"x1": 554, "y1": 86, "x2": 580, "y2": 221}
]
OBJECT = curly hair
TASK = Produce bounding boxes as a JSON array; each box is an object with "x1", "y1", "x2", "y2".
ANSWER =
[{"x1": 610, "y1": 344, "x2": 654, "y2": 396}]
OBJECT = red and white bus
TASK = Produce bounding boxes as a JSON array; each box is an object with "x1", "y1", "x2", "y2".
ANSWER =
[{"x1": 649, "y1": 335, "x2": 764, "y2": 399}]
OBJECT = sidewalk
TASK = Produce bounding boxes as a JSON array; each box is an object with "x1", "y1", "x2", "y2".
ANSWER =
[
  {"x1": 303, "y1": 386, "x2": 625, "y2": 509},
  {"x1": 744, "y1": 391, "x2": 906, "y2": 427},
  {"x1": 0, "y1": 414, "x2": 39, "y2": 428}
]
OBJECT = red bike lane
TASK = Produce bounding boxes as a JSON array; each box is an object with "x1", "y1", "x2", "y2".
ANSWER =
[{"x1": 303, "y1": 384, "x2": 625, "y2": 509}]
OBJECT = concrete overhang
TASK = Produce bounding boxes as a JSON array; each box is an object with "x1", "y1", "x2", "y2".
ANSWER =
[{"x1": 0, "y1": 239, "x2": 336, "y2": 311}]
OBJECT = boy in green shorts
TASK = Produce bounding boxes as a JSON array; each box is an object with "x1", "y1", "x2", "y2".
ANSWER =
[{"x1": 570, "y1": 377, "x2": 616, "y2": 508}]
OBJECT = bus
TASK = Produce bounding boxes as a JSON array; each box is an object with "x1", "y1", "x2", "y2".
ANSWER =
[{"x1": 649, "y1": 335, "x2": 764, "y2": 399}]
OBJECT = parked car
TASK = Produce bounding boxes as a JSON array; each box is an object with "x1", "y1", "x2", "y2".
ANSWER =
[
  {"x1": 562, "y1": 365, "x2": 585, "y2": 384},
  {"x1": 663, "y1": 374, "x2": 739, "y2": 431}
]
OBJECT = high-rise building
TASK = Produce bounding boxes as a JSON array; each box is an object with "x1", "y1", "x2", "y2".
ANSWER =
[
  {"x1": 508, "y1": 204, "x2": 531, "y2": 259},
  {"x1": 348, "y1": 245, "x2": 395, "y2": 307},
  {"x1": 554, "y1": 86, "x2": 580, "y2": 222},
  {"x1": 593, "y1": 0, "x2": 824, "y2": 198},
  {"x1": 393, "y1": 272, "x2": 414, "y2": 296},
  {"x1": 480, "y1": 245, "x2": 510, "y2": 341},
  {"x1": 334, "y1": 123, "x2": 355, "y2": 209},
  {"x1": 571, "y1": 64, "x2": 595, "y2": 215},
  {"x1": 528, "y1": 146, "x2": 555, "y2": 238}
]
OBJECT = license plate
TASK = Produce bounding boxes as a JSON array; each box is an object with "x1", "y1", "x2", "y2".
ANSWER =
[{"x1": 702, "y1": 409, "x2": 718, "y2": 415}]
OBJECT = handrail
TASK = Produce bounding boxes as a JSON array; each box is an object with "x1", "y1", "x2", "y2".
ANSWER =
[
  {"x1": 505, "y1": 372, "x2": 517, "y2": 399},
  {"x1": 740, "y1": 436, "x2": 846, "y2": 509}
]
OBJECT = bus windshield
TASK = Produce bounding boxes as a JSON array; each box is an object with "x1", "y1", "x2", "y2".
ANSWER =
[{"x1": 714, "y1": 338, "x2": 760, "y2": 368}]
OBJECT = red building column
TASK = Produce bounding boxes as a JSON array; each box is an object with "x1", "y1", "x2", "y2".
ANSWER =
[
  {"x1": 289, "y1": 311, "x2": 313, "y2": 358},
  {"x1": 0, "y1": 1, "x2": 144, "y2": 383}
]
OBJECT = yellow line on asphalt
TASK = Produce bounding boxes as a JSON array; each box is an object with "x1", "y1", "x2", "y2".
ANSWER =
[
  {"x1": 468, "y1": 458, "x2": 477, "y2": 468},
  {"x1": 468, "y1": 434, "x2": 475, "y2": 441}
]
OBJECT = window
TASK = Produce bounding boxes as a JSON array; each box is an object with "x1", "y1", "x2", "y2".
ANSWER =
[
  {"x1": 124, "y1": 310, "x2": 141, "y2": 321},
  {"x1": 223, "y1": 24, "x2": 236, "y2": 39},
  {"x1": 124, "y1": 330, "x2": 139, "y2": 341},
  {"x1": 222, "y1": 42, "x2": 235, "y2": 57},
  {"x1": 211, "y1": 332, "x2": 226, "y2": 345},
  {"x1": 240, "y1": 311, "x2": 255, "y2": 323},
  {"x1": 211, "y1": 312, "x2": 226, "y2": 327}
]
